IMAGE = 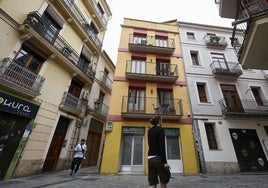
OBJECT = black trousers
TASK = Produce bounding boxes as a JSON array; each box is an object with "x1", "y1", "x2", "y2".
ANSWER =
[{"x1": 70, "y1": 157, "x2": 83, "y2": 173}]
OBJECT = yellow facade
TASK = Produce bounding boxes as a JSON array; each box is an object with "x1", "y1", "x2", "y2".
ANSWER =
[{"x1": 101, "y1": 18, "x2": 198, "y2": 174}]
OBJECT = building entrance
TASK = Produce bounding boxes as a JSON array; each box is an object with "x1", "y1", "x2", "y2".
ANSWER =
[
  {"x1": 0, "y1": 111, "x2": 29, "y2": 180},
  {"x1": 230, "y1": 129, "x2": 268, "y2": 172},
  {"x1": 120, "y1": 127, "x2": 144, "y2": 173}
]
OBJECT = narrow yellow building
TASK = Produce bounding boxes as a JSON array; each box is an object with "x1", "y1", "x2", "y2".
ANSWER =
[{"x1": 101, "y1": 18, "x2": 198, "y2": 174}]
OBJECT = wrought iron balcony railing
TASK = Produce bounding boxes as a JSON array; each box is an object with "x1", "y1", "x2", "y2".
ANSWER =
[
  {"x1": 94, "y1": 100, "x2": 109, "y2": 116},
  {"x1": 231, "y1": 0, "x2": 268, "y2": 62},
  {"x1": 0, "y1": 58, "x2": 45, "y2": 94},
  {"x1": 125, "y1": 60, "x2": 178, "y2": 82},
  {"x1": 219, "y1": 98, "x2": 268, "y2": 117},
  {"x1": 60, "y1": 91, "x2": 83, "y2": 115},
  {"x1": 86, "y1": 99, "x2": 109, "y2": 120},
  {"x1": 128, "y1": 34, "x2": 175, "y2": 55},
  {"x1": 210, "y1": 61, "x2": 243, "y2": 77},
  {"x1": 62, "y1": 0, "x2": 102, "y2": 49},
  {"x1": 121, "y1": 96, "x2": 183, "y2": 120},
  {"x1": 99, "y1": 71, "x2": 113, "y2": 91},
  {"x1": 23, "y1": 12, "x2": 95, "y2": 79},
  {"x1": 88, "y1": 0, "x2": 108, "y2": 27},
  {"x1": 203, "y1": 35, "x2": 228, "y2": 48}
]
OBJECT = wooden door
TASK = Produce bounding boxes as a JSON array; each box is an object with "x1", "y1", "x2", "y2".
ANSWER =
[{"x1": 42, "y1": 116, "x2": 69, "y2": 172}]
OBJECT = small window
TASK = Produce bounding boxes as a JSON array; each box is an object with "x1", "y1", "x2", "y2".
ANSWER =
[
  {"x1": 205, "y1": 123, "x2": 218, "y2": 150},
  {"x1": 197, "y1": 83, "x2": 208, "y2": 103},
  {"x1": 186, "y1": 32, "x2": 195, "y2": 40},
  {"x1": 190, "y1": 51, "x2": 200, "y2": 66},
  {"x1": 251, "y1": 87, "x2": 264, "y2": 106}
]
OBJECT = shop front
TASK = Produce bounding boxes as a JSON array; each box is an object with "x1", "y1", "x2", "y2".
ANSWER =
[{"x1": 0, "y1": 91, "x2": 40, "y2": 180}]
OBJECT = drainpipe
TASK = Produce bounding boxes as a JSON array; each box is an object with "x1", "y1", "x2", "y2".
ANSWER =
[{"x1": 192, "y1": 118, "x2": 207, "y2": 174}]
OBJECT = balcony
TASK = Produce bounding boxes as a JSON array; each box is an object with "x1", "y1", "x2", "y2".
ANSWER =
[
  {"x1": 210, "y1": 61, "x2": 242, "y2": 79},
  {"x1": 229, "y1": 0, "x2": 268, "y2": 69},
  {"x1": 121, "y1": 96, "x2": 183, "y2": 120},
  {"x1": 59, "y1": 92, "x2": 83, "y2": 116},
  {"x1": 203, "y1": 35, "x2": 228, "y2": 49},
  {"x1": 125, "y1": 60, "x2": 178, "y2": 82},
  {"x1": 82, "y1": 0, "x2": 109, "y2": 30},
  {"x1": 87, "y1": 100, "x2": 109, "y2": 120},
  {"x1": 219, "y1": 98, "x2": 268, "y2": 118},
  {"x1": 20, "y1": 12, "x2": 95, "y2": 83},
  {"x1": 128, "y1": 35, "x2": 175, "y2": 55},
  {"x1": 51, "y1": 0, "x2": 102, "y2": 50},
  {"x1": 98, "y1": 71, "x2": 112, "y2": 93},
  {"x1": 0, "y1": 58, "x2": 45, "y2": 98}
]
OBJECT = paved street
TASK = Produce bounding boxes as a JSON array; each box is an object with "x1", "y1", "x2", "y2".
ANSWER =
[{"x1": 1, "y1": 167, "x2": 268, "y2": 188}]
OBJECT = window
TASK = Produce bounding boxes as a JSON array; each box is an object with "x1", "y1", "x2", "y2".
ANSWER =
[
  {"x1": 186, "y1": 32, "x2": 195, "y2": 40},
  {"x1": 78, "y1": 47, "x2": 92, "y2": 72},
  {"x1": 190, "y1": 51, "x2": 200, "y2": 66},
  {"x1": 211, "y1": 53, "x2": 227, "y2": 70},
  {"x1": 197, "y1": 83, "x2": 208, "y2": 103},
  {"x1": 133, "y1": 34, "x2": 147, "y2": 45},
  {"x1": 156, "y1": 59, "x2": 170, "y2": 76},
  {"x1": 251, "y1": 87, "x2": 264, "y2": 106},
  {"x1": 155, "y1": 36, "x2": 167, "y2": 47},
  {"x1": 157, "y1": 89, "x2": 175, "y2": 114},
  {"x1": 128, "y1": 88, "x2": 145, "y2": 112},
  {"x1": 41, "y1": 6, "x2": 63, "y2": 43},
  {"x1": 205, "y1": 123, "x2": 218, "y2": 150},
  {"x1": 220, "y1": 84, "x2": 243, "y2": 113},
  {"x1": 14, "y1": 44, "x2": 45, "y2": 73},
  {"x1": 90, "y1": 22, "x2": 99, "y2": 35},
  {"x1": 97, "y1": 2, "x2": 104, "y2": 15},
  {"x1": 131, "y1": 59, "x2": 146, "y2": 74}
]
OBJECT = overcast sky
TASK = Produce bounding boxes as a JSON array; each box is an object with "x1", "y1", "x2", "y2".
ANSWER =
[{"x1": 102, "y1": 0, "x2": 234, "y2": 64}]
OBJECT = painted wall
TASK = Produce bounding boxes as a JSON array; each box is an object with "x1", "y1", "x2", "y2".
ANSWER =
[{"x1": 101, "y1": 18, "x2": 198, "y2": 174}]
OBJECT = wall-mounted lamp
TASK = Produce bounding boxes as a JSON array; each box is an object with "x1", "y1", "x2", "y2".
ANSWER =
[{"x1": 151, "y1": 89, "x2": 153, "y2": 94}]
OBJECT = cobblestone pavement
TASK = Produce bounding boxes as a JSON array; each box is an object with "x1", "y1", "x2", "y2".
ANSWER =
[{"x1": 1, "y1": 168, "x2": 268, "y2": 188}]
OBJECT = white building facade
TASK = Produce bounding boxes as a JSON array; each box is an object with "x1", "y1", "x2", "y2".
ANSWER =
[{"x1": 179, "y1": 22, "x2": 268, "y2": 173}]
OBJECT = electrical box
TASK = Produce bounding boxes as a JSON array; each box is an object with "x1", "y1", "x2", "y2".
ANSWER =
[{"x1": 106, "y1": 121, "x2": 113, "y2": 131}]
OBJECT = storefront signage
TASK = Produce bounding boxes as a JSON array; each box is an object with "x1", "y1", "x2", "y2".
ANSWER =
[{"x1": 0, "y1": 91, "x2": 40, "y2": 119}]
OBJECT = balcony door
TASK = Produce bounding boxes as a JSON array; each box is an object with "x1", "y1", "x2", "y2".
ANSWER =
[
  {"x1": 41, "y1": 6, "x2": 62, "y2": 43},
  {"x1": 128, "y1": 88, "x2": 145, "y2": 113},
  {"x1": 165, "y1": 129, "x2": 183, "y2": 173},
  {"x1": 220, "y1": 84, "x2": 244, "y2": 113},
  {"x1": 156, "y1": 60, "x2": 170, "y2": 76},
  {"x1": 211, "y1": 53, "x2": 228, "y2": 70},
  {"x1": 131, "y1": 59, "x2": 145, "y2": 74},
  {"x1": 120, "y1": 127, "x2": 144, "y2": 172},
  {"x1": 157, "y1": 90, "x2": 174, "y2": 114},
  {"x1": 133, "y1": 34, "x2": 147, "y2": 45}
]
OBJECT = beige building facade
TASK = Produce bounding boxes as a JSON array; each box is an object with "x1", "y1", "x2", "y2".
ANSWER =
[{"x1": 0, "y1": 0, "x2": 112, "y2": 179}]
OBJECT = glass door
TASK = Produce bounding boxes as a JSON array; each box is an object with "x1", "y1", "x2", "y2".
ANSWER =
[
  {"x1": 165, "y1": 129, "x2": 183, "y2": 173},
  {"x1": 121, "y1": 135, "x2": 144, "y2": 172}
]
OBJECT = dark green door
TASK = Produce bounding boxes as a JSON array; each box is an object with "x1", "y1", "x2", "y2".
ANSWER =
[{"x1": 230, "y1": 129, "x2": 268, "y2": 171}]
